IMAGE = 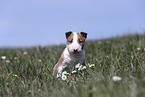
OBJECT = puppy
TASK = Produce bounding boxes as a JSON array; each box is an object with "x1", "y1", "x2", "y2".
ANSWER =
[{"x1": 53, "y1": 31, "x2": 87, "y2": 76}]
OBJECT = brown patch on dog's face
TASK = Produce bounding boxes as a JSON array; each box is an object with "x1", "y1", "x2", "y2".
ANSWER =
[
  {"x1": 77, "y1": 32, "x2": 87, "y2": 50},
  {"x1": 65, "y1": 31, "x2": 72, "y2": 39},
  {"x1": 66, "y1": 32, "x2": 74, "y2": 45}
]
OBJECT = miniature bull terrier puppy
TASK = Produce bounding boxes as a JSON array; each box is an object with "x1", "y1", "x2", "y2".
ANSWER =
[{"x1": 53, "y1": 31, "x2": 87, "y2": 77}]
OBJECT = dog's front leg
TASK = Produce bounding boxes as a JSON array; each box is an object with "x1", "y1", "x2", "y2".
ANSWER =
[
  {"x1": 53, "y1": 63, "x2": 67, "y2": 77},
  {"x1": 52, "y1": 63, "x2": 59, "y2": 77},
  {"x1": 58, "y1": 64, "x2": 67, "y2": 73}
]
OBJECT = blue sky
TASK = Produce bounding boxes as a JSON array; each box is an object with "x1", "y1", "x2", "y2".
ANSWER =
[{"x1": 0, "y1": 0, "x2": 145, "y2": 47}]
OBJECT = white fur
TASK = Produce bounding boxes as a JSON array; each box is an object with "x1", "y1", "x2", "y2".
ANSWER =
[
  {"x1": 66, "y1": 33, "x2": 82, "y2": 53},
  {"x1": 57, "y1": 33, "x2": 85, "y2": 73},
  {"x1": 57, "y1": 48, "x2": 85, "y2": 73}
]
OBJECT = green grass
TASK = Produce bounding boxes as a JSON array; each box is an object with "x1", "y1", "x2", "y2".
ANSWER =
[{"x1": 0, "y1": 34, "x2": 145, "y2": 97}]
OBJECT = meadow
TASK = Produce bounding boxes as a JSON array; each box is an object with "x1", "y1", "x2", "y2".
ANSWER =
[{"x1": 0, "y1": 34, "x2": 145, "y2": 97}]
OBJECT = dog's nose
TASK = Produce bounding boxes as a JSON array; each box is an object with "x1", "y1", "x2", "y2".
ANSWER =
[{"x1": 74, "y1": 49, "x2": 78, "y2": 52}]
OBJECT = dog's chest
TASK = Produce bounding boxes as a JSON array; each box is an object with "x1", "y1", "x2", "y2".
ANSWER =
[{"x1": 63, "y1": 48, "x2": 85, "y2": 65}]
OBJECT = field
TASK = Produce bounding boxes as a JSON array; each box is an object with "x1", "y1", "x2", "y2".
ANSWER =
[{"x1": 0, "y1": 34, "x2": 145, "y2": 97}]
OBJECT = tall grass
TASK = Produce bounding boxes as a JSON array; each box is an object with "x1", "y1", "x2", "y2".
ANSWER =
[{"x1": 0, "y1": 34, "x2": 145, "y2": 97}]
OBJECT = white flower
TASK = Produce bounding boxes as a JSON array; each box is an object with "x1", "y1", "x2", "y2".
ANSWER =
[
  {"x1": 112, "y1": 76, "x2": 122, "y2": 81},
  {"x1": 1, "y1": 56, "x2": 6, "y2": 60},
  {"x1": 137, "y1": 48, "x2": 141, "y2": 50},
  {"x1": 38, "y1": 59, "x2": 42, "y2": 62},
  {"x1": 144, "y1": 48, "x2": 145, "y2": 51},
  {"x1": 6, "y1": 60, "x2": 10, "y2": 63},
  {"x1": 75, "y1": 63, "x2": 81, "y2": 68},
  {"x1": 82, "y1": 66, "x2": 86, "y2": 70},
  {"x1": 62, "y1": 71, "x2": 70, "y2": 75},
  {"x1": 89, "y1": 64, "x2": 95, "y2": 67},
  {"x1": 57, "y1": 73, "x2": 61, "y2": 78},
  {"x1": 23, "y1": 52, "x2": 28, "y2": 55},
  {"x1": 72, "y1": 70, "x2": 77, "y2": 74},
  {"x1": 78, "y1": 65, "x2": 83, "y2": 71},
  {"x1": 14, "y1": 57, "x2": 17, "y2": 60},
  {"x1": 61, "y1": 75, "x2": 67, "y2": 80},
  {"x1": 13, "y1": 74, "x2": 18, "y2": 77}
]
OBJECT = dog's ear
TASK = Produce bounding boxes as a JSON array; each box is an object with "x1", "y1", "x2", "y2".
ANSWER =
[
  {"x1": 80, "y1": 32, "x2": 87, "y2": 39},
  {"x1": 65, "y1": 31, "x2": 72, "y2": 39}
]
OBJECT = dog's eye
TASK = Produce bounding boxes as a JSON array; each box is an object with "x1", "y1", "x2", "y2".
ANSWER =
[
  {"x1": 79, "y1": 39, "x2": 83, "y2": 43},
  {"x1": 69, "y1": 39, "x2": 73, "y2": 43}
]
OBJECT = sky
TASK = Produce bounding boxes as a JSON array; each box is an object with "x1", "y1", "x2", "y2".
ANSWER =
[{"x1": 0, "y1": 0, "x2": 145, "y2": 47}]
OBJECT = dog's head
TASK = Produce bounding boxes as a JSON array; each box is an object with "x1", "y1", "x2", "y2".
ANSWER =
[{"x1": 65, "y1": 31, "x2": 87, "y2": 54}]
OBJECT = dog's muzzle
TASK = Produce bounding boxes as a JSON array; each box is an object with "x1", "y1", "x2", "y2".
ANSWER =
[{"x1": 73, "y1": 49, "x2": 78, "y2": 53}]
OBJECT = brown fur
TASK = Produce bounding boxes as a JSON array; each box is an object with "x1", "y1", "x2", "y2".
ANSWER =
[
  {"x1": 77, "y1": 33, "x2": 86, "y2": 49},
  {"x1": 67, "y1": 33, "x2": 74, "y2": 45},
  {"x1": 52, "y1": 50, "x2": 65, "y2": 76},
  {"x1": 52, "y1": 32, "x2": 87, "y2": 77}
]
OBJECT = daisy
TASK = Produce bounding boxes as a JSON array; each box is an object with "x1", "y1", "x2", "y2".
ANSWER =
[
  {"x1": 61, "y1": 75, "x2": 67, "y2": 80},
  {"x1": 13, "y1": 74, "x2": 18, "y2": 77},
  {"x1": 82, "y1": 66, "x2": 86, "y2": 70},
  {"x1": 62, "y1": 71, "x2": 70, "y2": 75},
  {"x1": 14, "y1": 57, "x2": 17, "y2": 60},
  {"x1": 75, "y1": 63, "x2": 81, "y2": 68},
  {"x1": 57, "y1": 73, "x2": 61, "y2": 78},
  {"x1": 6, "y1": 60, "x2": 10, "y2": 63},
  {"x1": 23, "y1": 52, "x2": 28, "y2": 55},
  {"x1": 137, "y1": 48, "x2": 141, "y2": 50},
  {"x1": 89, "y1": 64, "x2": 95, "y2": 67},
  {"x1": 38, "y1": 59, "x2": 42, "y2": 62},
  {"x1": 1, "y1": 56, "x2": 6, "y2": 60},
  {"x1": 78, "y1": 65, "x2": 83, "y2": 71},
  {"x1": 72, "y1": 70, "x2": 77, "y2": 74},
  {"x1": 112, "y1": 76, "x2": 122, "y2": 81}
]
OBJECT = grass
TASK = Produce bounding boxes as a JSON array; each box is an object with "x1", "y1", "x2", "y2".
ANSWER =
[{"x1": 0, "y1": 34, "x2": 145, "y2": 97}]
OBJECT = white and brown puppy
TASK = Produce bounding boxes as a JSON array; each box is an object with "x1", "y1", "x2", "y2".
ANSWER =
[{"x1": 53, "y1": 31, "x2": 87, "y2": 76}]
